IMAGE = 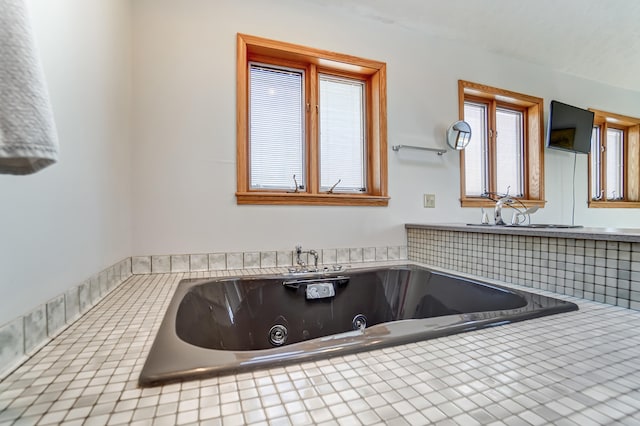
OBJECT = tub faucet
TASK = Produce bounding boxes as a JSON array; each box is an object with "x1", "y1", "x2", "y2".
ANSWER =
[
  {"x1": 295, "y1": 245, "x2": 306, "y2": 268},
  {"x1": 295, "y1": 245, "x2": 319, "y2": 272},
  {"x1": 308, "y1": 250, "x2": 319, "y2": 270}
]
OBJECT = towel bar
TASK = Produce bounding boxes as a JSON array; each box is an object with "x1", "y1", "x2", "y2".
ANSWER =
[{"x1": 391, "y1": 145, "x2": 447, "y2": 155}]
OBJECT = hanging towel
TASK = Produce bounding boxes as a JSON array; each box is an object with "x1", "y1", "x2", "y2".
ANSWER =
[{"x1": 0, "y1": 0, "x2": 59, "y2": 175}]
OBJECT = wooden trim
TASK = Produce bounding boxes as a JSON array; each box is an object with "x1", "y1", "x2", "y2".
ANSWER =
[
  {"x1": 460, "y1": 197, "x2": 546, "y2": 208},
  {"x1": 527, "y1": 103, "x2": 544, "y2": 201},
  {"x1": 589, "y1": 109, "x2": 640, "y2": 127},
  {"x1": 367, "y1": 66, "x2": 388, "y2": 196},
  {"x1": 588, "y1": 200, "x2": 640, "y2": 209},
  {"x1": 457, "y1": 80, "x2": 467, "y2": 199},
  {"x1": 236, "y1": 192, "x2": 389, "y2": 206},
  {"x1": 367, "y1": 74, "x2": 378, "y2": 194},
  {"x1": 622, "y1": 125, "x2": 630, "y2": 200},
  {"x1": 378, "y1": 64, "x2": 388, "y2": 196},
  {"x1": 247, "y1": 53, "x2": 306, "y2": 71},
  {"x1": 317, "y1": 67, "x2": 368, "y2": 82},
  {"x1": 488, "y1": 99, "x2": 497, "y2": 194},
  {"x1": 460, "y1": 80, "x2": 542, "y2": 107},
  {"x1": 236, "y1": 33, "x2": 388, "y2": 206},
  {"x1": 238, "y1": 33, "x2": 384, "y2": 75},
  {"x1": 236, "y1": 35, "x2": 249, "y2": 193}
]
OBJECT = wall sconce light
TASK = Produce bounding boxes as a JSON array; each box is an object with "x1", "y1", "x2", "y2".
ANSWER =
[{"x1": 446, "y1": 120, "x2": 472, "y2": 150}]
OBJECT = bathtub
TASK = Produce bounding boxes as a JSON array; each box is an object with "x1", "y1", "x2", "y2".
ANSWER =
[{"x1": 139, "y1": 264, "x2": 578, "y2": 386}]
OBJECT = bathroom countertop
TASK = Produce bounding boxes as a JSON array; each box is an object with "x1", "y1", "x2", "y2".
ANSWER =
[
  {"x1": 406, "y1": 223, "x2": 640, "y2": 243},
  {"x1": 1, "y1": 263, "x2": 640, "y2": 425}
]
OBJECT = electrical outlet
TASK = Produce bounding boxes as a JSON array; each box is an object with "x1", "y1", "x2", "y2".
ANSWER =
[{"x1": 423, "y1": 194, "x2": 435, "y2": 208}]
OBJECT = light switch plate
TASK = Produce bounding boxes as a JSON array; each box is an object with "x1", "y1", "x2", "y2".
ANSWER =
[{"x1": 423, "y1": 194, "x2": 435, "y2": 208}]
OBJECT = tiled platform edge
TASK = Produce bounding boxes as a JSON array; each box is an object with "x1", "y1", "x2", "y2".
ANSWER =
[
  {"x1": 0, "y1": 244, "x2": 407, "y2": 380},
  {"x1": 131, "y1": 245, "x2": 408, "y2": 274},
  {"x1": 407, "y1": 227, "x2": 640, "y2": 310},
  {"x1": 0, "y1": 258, "x2": 133, "y2": 380}
]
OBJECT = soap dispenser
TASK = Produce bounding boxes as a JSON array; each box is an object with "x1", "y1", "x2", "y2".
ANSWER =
[{"x1": 481, "y1": 208, "x2": 490, "y2": 224}]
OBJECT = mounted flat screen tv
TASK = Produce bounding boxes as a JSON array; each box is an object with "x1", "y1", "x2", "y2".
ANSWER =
[{"x1": 546, "y1": 100, "x2": 595, "y2": 154}]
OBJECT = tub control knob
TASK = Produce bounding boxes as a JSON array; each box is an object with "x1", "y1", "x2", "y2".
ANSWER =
[
  {"x1": 352, "y1": 314, "x2": 367, "y2": 331},
  {"x1": 268, "y1": 325, "x2": 288, "y2": 346}
]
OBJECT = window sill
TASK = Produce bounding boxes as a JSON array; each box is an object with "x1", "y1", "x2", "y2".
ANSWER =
[
  {"x1": 588, "y1": 200, "x2": 640, "y2": 209},
  {"x1": 236, "y1": 192, "x2": 390, "y2": 206},
  {"x1": 460, "y1": 198, "x2": 546, "y2": 208}
]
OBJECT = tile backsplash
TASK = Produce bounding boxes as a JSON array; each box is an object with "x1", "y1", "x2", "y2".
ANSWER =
[
  {"x1": 131, "y1": 245, "x2": 408, "y2": 274},
  {"x1": 0, "y1": 258, "x2": 132, "y2": 380},
  {"x1": 407, "y1": 227, "x2": 640, "y2": 310}
]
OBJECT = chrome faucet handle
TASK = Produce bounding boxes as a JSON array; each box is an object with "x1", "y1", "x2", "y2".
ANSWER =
[
  {"x1": 308, "y1": 249, "x2": 319, "y2": 268},
  {"x1": 294, "y1": 245, "x2": 306, "y2": 267},
  {"x1": 481, "y1": 208, "x2": 490, "y2": 224},
  {"x1": 511, "y1": 211, "x2": 526, "y2": 225}
]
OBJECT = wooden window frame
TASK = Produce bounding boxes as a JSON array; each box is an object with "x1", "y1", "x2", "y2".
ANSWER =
[
  {"x1": 236, "y1": 34, "x2": 388, "y2": 206},
  {"x1": 588, "y1": 109, "x2": 640, "y2": 208},
  {"x1": 458, "y1": 81, "x2": 545, "y2": 208}
]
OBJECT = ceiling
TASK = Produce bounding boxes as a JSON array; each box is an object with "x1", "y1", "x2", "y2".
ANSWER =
[{"x1": 302, "y1": 0, "x2": 640, "y2": 93}]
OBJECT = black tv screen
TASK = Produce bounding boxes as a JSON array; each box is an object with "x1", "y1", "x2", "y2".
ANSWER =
[{"x1": 546, "y1": 100, "x2": 595, "y2": 154}]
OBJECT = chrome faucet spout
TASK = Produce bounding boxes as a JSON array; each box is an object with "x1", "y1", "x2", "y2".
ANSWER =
[
  {"x1": 308, "y1": 249, "x2": 319, "y2": 269},
  {"x1": 293, "y1": 245, "x2": 319, "y2": 272},
  {"x1": 494, "y1": 196, "x2": 513, "y2": 226},
  {"x1": 295, "y1": 245, "x2": 306, "y2": 267}
]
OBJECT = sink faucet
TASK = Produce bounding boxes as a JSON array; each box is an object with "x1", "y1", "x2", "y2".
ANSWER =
[
  {"x1": 295, "y1": 245, "x2": 319, "y2": 272},
  {"x1": 485, "y1": 187, "x2": 537, "y2": 226},
  {"x1": 494, "y1": 195, "x2": 514, "y2": 226}
]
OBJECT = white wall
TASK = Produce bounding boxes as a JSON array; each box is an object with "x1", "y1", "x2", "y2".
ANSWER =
[
  {"x1": 0, "y1": 0, "x2": 132, "y2": 324},
  {"x1": 131, "y1": 0, "x2": 639, "y2": 257}
]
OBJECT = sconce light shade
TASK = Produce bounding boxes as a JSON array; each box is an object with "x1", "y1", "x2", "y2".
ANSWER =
[{"x1": 446, "y1": 120, "x2": 472, "y2": 150}]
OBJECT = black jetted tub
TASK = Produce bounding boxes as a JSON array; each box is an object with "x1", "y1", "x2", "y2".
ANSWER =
[{"x1": 139, "y1": 264, "x2": 578, "y2": 386}]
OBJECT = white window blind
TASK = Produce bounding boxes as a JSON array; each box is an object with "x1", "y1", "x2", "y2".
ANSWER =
[
  {"x1": 319, "y1": 75, "x2": 366, "y2": 192},
  {"x1": 495, "y1": 108, "x2": 524, "y2": 197},
  {"x1": 606, "y1": 128, "x2": 624, "y2": 200},
  {"x1": 249, "y1": 64, "x2": 304, "y2": 190},
  {"x1": 463, "y1": 102, "x2": 488, "y2": 196}
]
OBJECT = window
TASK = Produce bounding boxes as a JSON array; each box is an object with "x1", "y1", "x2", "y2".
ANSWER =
[
  {"x1": 458, "y1": 81, "x2": 545, "y2": 207},
  {"x1": 249, "y1": 64, "x2": 304, "y2": 190},
  {"x1": 319, "y1": 75, "x2": 366, "y2": 192},
  {"x1": 236, "y1": 34, "x2": 388, "y2": 206},
  {"x1": 588, "y1": 109, "x2": 640, "y2": 208}
]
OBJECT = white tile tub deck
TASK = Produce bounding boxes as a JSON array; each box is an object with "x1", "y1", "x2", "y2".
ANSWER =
[{"x1": 1, "y1": 264, "x2": 640, "y2": 425}]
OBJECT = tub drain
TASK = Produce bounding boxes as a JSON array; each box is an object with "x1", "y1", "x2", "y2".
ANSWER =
[
  {"x1": 268, "y1": 325, "x2": 288, "y2": 346},
  {"x1": 352, "y1": 314, "x2": 367, "y2": 331}
]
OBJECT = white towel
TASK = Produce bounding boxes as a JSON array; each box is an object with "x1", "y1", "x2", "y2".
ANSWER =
[{"x1": 0, "y1": 0, "x2": 59, "y2": 175}]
